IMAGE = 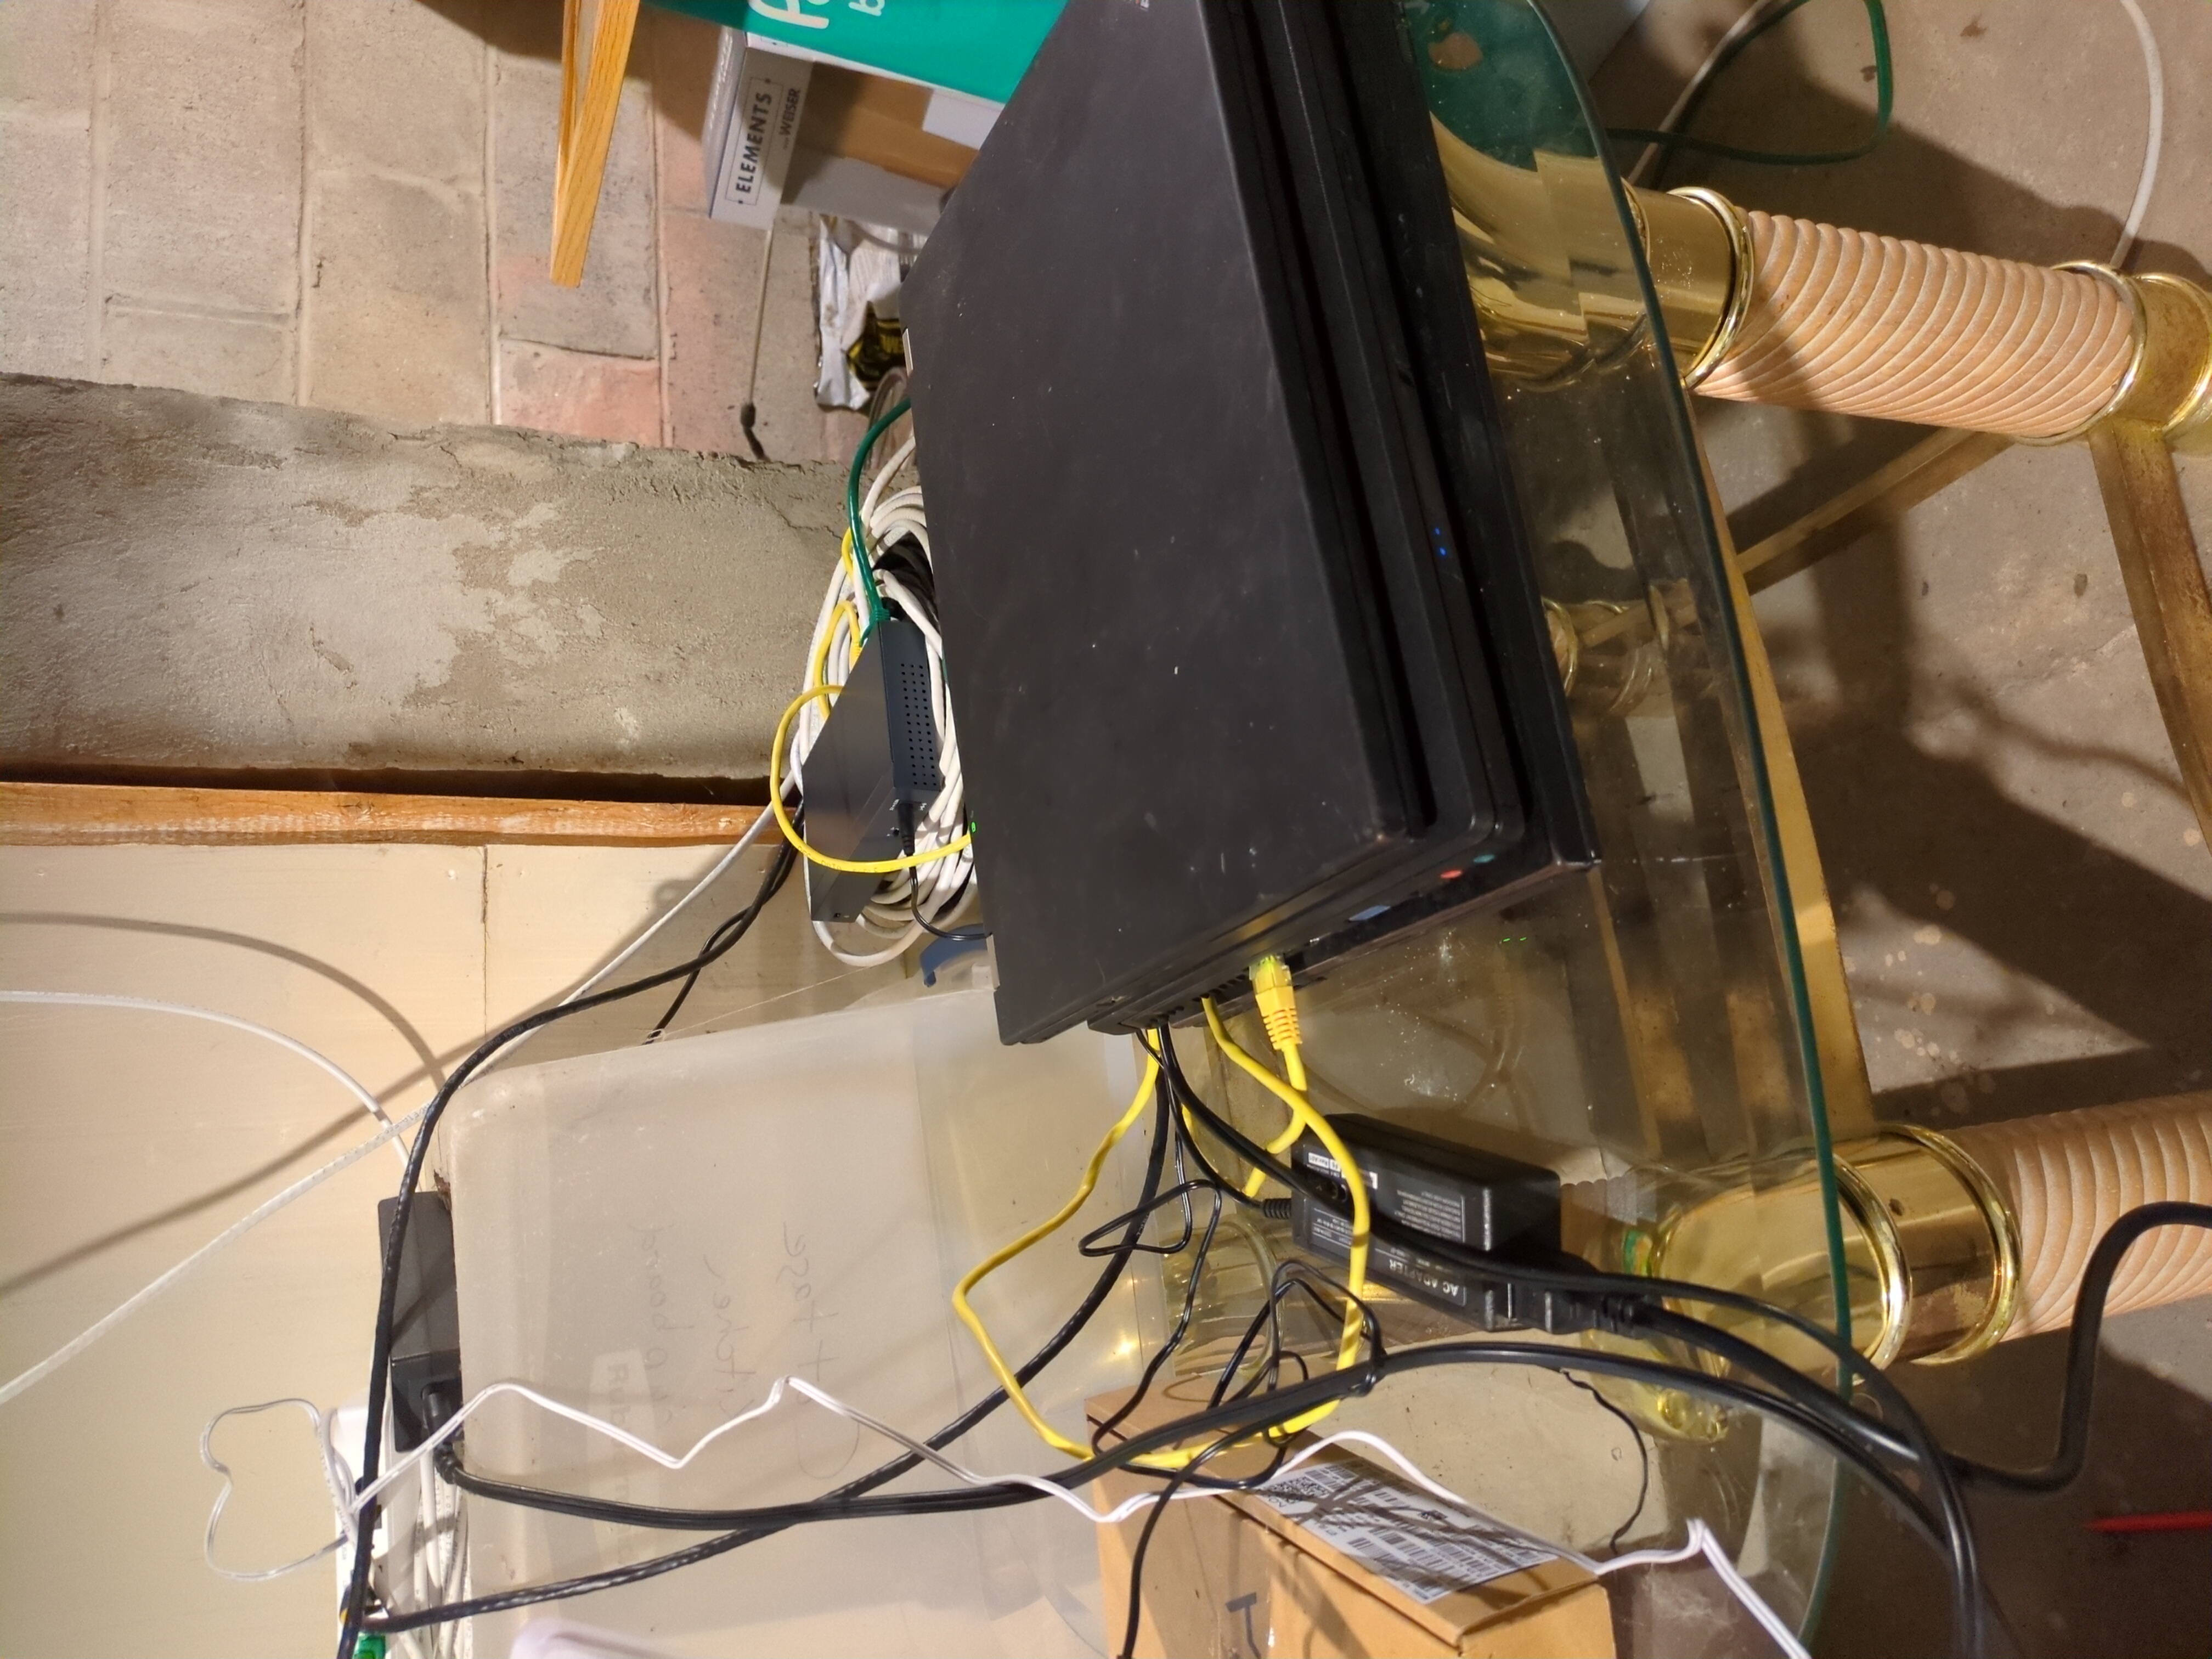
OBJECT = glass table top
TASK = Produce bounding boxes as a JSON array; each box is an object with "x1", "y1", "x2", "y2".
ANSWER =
[{"x1": 1165, "y1": 1, "x2": 1864, "y2": 1641}]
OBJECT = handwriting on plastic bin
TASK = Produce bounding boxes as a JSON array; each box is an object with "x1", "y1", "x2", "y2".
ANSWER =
[
  {"x1": 631, "y1": 1222, "x2": 855, "y2": 1475},
  {"x1": 778, "y1": 1222, "x2": 857, "y2": 1477},
  {"x1": 699, "y1": 1255, "x2": 755, "y2": 1413},
  {"x1": 635, "y1": 1224, "x2": 694, "y2": 1375}
]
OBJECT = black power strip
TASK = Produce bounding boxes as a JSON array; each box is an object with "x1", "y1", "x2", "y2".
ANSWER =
[
  {"x1": 801, "y1": 616, "x2": 944, "y2": 925},
  {"x1": 1288, "y1": 1114, "x2": 1569, "y2": 1330},
  {"x1": 377, "y1": 1192, "x2": 461, "y2": 1451}
]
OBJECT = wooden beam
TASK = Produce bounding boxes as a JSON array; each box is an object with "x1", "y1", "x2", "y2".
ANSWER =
[
  {"x1": 0, "y1": 783, "x2": 763, "y2": 848},
  {"x1": 1736, "y1": 427, "x2": 2013, "y2": 594},
  {"x1": 2089, "y1": 420, "x2": 2212, "y2": 851},
  {"x1": 550, "y1": 0, "x2": 641, "y2": 287}
]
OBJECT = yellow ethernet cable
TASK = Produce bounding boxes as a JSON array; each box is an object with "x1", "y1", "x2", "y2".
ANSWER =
[
  {"x1": 951, "y1": 1048, "x2": 1307, "y2": 1472},
  {"x1": 1236, "y1": 955, "x2": 1310, "y2": 1197},
  {"x1": 768, "y1": 684, "x2": 974, "y2": 875},
  {"x1": 1202, "y1": 986, "x2": 1372, "y2": 1380},
  {"x1": 956, "y1": 966, "x2": 1374, "y2": 1465},
  {"x1": 808, "y1": 600, "x2": 861, "y2": 695},
  {"x1": 1248, "y1": 954, "x2": 1307, "y2": 1092},
  {"x1": 951, "y1": 1055, "x2": 1176, "y2": 1462}
]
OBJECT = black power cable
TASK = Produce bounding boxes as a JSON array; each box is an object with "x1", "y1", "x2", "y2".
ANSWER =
[
  {"x1": 424, "y1": 1137, "x2": 1249, "y2": 1543},
  {"x1": 1562, "y1": 1374, "x2": 1651, "y2": 1555},
  {"x1": 382, "y1": 1323, "x2": 1965, "y2": 1639},
  {"x1": 387, "y1": 1070, "x2": 1963, "y2": 1647},
  {"x1": 645, "y1": 842, "x2": 797, "y2": 1042},
  {"x1": 1116, "y1": 1430, "x2": 1278, "y2": 1659},
  {"x1": 338, "y1": 819, "x2": 899, "y2": 1655},
  {"x1": 910, "y1": 877, "x2": 989, "y2": 944},
  {"x1": 391, "y1": 1029, "x2": 1970, "y2": 1643},
  {"x1": 340, "y1": 883, "x2": 815, "y2": 1654},
  {"x1": 1090, "y1": 1184, "x2": 1225, "y2": 1452},
  {"x1": 1952, "y1": 1200, "x2": 2212, "y2": 1493},
  {"x1": 1209, "y1": 1263, "x2": 1352, "y2": 1407}
]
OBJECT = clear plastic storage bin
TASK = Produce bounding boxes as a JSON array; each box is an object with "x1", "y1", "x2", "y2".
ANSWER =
[{"x1": 445, "y1": 985, "x2": 1154, "y2": 1656}]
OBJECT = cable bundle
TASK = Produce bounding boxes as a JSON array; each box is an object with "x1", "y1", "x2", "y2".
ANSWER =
[{"x1": 788, "y1": 399, "x2": 977, "y2": 966}]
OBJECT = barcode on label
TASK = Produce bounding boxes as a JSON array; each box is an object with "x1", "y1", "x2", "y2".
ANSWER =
[{"x1": 1253, "y1": 1457, "x2": 1553, "y2": 1604}]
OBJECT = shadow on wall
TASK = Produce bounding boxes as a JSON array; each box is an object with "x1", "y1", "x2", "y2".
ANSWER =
[
  {"x1": 1593, "y1": 2, "x2": 2207, "y2": 284},
  {"x1": 0, "y1": 910, "x2": 461, "y2": 1301}
]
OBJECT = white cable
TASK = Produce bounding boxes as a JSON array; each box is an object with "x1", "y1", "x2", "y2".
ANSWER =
[
  {"x1": 2110, "y1": 0, "x2": 2163, "y2": 267},
  {"x1": 221, "y1": 1369, "x2": 1797, "y2": 1654},
  {"x1": 326, "y1": 1374, "x2": 1214, "y2": 1541},
  {"x1": 0, "y1": 989, "x2": 404, "y2": 1162},
  {"x1": 201, "y1": 1397, "x2": 354, "y2": 1581},
  {"x1": 1596, "y1": 1523, "x2": 1813, "y2": 1659},
  {"x1": 548, "y1": 804, "x2": 781, "y2": 1013},
  {"x1": 808, "y1": 918, "x2": 923, "y2": 968},
  {"x1": 861, "y1": 434, "x2": 917, "y2": 521},
  {"x1": 0, "y1": 1102, "x2": 430, "y2": 1407}
]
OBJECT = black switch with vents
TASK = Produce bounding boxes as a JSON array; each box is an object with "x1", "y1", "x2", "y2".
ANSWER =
[{"x1": 802, "y1": 616, "x2": 944, "y2": 925}]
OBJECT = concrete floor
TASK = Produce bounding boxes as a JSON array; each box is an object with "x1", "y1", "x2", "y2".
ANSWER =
[{"x1": 1595, "y1": 2, "x2": 2211, "y2": 1653}]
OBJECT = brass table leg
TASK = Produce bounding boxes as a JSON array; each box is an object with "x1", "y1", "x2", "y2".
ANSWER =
[
  {"x1": 1697, "y1": 439, "x2": 1878, "y2": 1141},
  {"x1": 2088, "y1": 419, "x2": 2212, "y2": 850}
]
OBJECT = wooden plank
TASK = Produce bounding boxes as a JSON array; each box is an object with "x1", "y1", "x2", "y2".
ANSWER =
[
  {"x1": 1736, "y1": 427, "x2": 2013, "y2": 594},
  {"x1": 556, "y1": 0, "x2": 579, "y2": 207},
  {"x1": 2089, "y1": 420, "x2": 2212, "y2": 850},
  {"x1": 550, "y1": 0, "x2": 641, "y2": 287},
  {"x1": 0, "y1": 783, "x2": 763, "y2": 848}
]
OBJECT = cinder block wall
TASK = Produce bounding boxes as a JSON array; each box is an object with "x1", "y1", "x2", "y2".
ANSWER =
[{"x1": 0, "y1": 0, "x2": 859, "y2": 461}]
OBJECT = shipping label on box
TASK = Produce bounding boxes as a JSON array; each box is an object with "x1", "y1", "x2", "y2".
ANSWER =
[
  {"x1": 1091, "y1": 1389, "x2": 1616, "y2": 1659},
  {"x1": 1249, "y1": 1456, "x2": 1560, "y2": 1605}
]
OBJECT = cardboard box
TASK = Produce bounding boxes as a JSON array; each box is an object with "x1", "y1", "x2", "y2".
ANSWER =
[
  {"x1": 794, "y1": 65, "x2": 977, "y2": 191},
  {"x1": 1091, "y1": 1386, "x2": 1616, "y2": 1659},
  {"x1": 703, "y1": 32, "x2": 977, "y2": 235},
  {"x1": 706, "y1": 41, "x2": 812, "y2": 228}
]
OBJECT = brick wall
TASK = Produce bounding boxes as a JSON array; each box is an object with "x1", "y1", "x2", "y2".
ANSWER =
[{"x1": 0, "y1": 0, "x2": 858, "y2": 461}]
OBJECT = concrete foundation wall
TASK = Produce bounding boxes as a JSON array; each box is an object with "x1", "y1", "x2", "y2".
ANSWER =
[{"x1": 1, "y1": 374, "x2": 841, "y2": 784}]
